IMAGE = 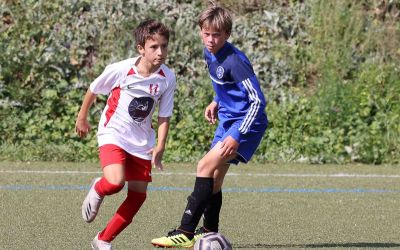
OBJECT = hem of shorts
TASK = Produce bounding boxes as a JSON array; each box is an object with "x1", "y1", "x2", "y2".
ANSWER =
[
  {"x1": 125, "y1": 177, "x2": 152, "y2": 183},
  {"x1": 98, "y1": 142, "x2": 152, "y2": 161},
  {"x1": 229, "y1": 152, "x2": 248, "y2": 165}
]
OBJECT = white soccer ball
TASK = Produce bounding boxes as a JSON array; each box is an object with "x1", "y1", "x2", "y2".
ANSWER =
[{"x1": 194, "y1": 232, "x2": 232, "y2": 250}]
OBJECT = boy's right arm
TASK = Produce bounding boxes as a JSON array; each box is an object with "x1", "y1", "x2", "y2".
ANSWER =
[{"x1": 75, "y1": 89, "x2": 97, "y2": 138}]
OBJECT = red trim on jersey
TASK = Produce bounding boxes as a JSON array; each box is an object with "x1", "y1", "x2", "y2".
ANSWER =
[
  {"x1": 127, "y1": 68, "x2": 136, "y2": 76},
  {"x1": 158, "y1": 69, "x2": 165, "y2": 77},
  {"x1": 104, "y1": 87, "x2": 121, "y2": 127}
]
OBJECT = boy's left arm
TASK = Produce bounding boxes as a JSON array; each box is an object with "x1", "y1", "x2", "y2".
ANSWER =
[
  {"x1": 230, "y1": 60, "x2": 267, "y2": 143},
  {"x1": 151, "y1": 116, "x2": 170, "y2": 170},
  {"x1": 235, "y1": 76, "x2": 265, "y2": 139},
  {"x1": 153, "y1": 70, "x2": 176, "y2": 170}
]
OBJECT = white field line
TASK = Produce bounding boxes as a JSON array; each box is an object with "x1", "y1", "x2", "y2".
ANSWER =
[{"x1": 0, "y1": 169, "x2": 400, "y2": 178}]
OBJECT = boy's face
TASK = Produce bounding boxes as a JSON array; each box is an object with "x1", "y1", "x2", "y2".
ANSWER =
[
  {"x1": 200, "y1": 26, "x2": 230, "y2": 54},
  {"x1": 137, "y1": 34, "x2": 168, "y2": 67}
]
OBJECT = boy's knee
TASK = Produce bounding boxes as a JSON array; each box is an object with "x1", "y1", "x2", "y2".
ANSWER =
[
  {"x1": 197, "y1": 159, "x2": 213, "y2": 176},
  {"x1": 95, "y1": 177, "x2": 125, "y2": 196},
  {"x1": 197, "y1": 159, "x2": 206, "y2": 172},
  {"x1": 104, "y1": 182, "x2": 124, "y2": 195},
  {"x1": 104, "y1": 174, "x2": 125, "y2": 186}
]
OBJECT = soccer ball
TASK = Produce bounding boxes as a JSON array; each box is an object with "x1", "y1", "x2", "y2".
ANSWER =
[{"x1": 194, "y1": 232, "x2": 232, "y2": 250}]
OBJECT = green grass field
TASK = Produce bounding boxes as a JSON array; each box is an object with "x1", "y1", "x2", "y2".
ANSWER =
[{"x1": 1, "y1": 161, "x2": 400, "y2": 250}]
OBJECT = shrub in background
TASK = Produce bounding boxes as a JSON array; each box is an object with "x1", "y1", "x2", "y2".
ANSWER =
[{"x1": 0, "y1": 0, "x2": 399, "y2": 164}]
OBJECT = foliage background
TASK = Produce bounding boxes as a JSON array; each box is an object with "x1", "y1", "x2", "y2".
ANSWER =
[{"x1": 1, "y1": 0, "x2": 399, "y2": 164}]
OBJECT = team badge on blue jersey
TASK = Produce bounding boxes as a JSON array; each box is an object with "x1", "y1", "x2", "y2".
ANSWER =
[{"x1": 216, "y1": 66, "x2": 224, "y2": 79}]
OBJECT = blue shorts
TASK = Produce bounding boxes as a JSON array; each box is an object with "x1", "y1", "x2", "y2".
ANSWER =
[{"x1": 211, "y1": 119, "x2": 268, "y2": 164}]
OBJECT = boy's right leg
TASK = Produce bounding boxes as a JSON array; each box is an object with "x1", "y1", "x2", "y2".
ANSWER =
[
  {"x1": 83, "y1": 144, "x2": 126, "y2": 223},
  {"x1": 82, "y1": 177, "x2": 103, "y2": 223},
  {"x1": 82, "y1": 164, "x2": 125, "y2": 223}
]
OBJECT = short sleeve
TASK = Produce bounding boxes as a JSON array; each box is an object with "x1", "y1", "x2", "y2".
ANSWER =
[
  {"x1": 158, "y1": 72, "x2": 176, "y2": 117},
  {"x1": 89, "y1": 63, "x2": 123, "y2": 95}
]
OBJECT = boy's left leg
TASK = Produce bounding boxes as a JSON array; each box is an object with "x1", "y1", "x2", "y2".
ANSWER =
[
  {"x1": 98, "y1": 181, "x2": 147, "y2": 242},
  {"x1": 83, "y1": 144, "x2": 127, "y2": 223},
  {"x1": 202, "y1": 164, "x2": 229, "y2": 233}
]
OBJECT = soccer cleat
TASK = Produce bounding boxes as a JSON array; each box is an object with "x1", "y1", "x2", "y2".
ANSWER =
[
  {"x1": 82, "y1": 177, "x2": 104, "y2": 223},
  {"x1": 91, "y1": 233, "x2": 112, "y2": 250},
  {"x1": 151, "y1": 229, "x2": 195, "y2": 248},
  {"x1": 193, "y1": 227, "x2": 210, "y2": 242}
]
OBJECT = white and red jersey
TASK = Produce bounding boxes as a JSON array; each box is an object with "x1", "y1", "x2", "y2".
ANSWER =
[{"x1": 89, "y1": 56, "x2": 176, "y2": 160}]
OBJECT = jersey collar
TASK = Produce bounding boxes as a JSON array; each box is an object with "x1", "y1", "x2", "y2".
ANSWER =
[{"x1": 205, "y1": 42, "x2": 231, "y2": 62}]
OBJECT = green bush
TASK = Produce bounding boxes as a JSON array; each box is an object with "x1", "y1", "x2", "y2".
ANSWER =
[{"x1": 1, "y1": 0, "x2": 399, "y2": 164}]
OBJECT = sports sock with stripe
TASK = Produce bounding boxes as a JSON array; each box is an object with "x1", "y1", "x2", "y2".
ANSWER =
[{"x1": 178, "y1": 177, "x2": 213, "y2": 238}]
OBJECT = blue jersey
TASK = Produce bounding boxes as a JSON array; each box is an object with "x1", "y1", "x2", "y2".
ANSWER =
[{"x1": 204, "y1": 42, "x2": 268, "y2": 143}]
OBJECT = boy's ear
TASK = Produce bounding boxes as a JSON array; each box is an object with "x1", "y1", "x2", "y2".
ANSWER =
[{"x1": 137, "y1": 44, "x2": 145, "y2": 55}]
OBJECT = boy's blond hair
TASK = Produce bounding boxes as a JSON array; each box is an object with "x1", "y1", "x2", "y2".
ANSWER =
[{"x1": 198, "y1": 5, "x2": 232, "y2": 35}]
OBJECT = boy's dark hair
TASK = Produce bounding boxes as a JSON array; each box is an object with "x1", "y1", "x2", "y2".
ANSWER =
[
  {"x1": 198, "y1": 5, "x2": 232, "y2": 35},
  {"x1": 134, "y1": 19, "x2": 170, "y2": 47}
]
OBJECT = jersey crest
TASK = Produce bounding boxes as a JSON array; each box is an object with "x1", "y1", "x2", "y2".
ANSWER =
[
  {"x1": 128, "y1": 96, "x2": 154, "y2": 124},
  {"x1": 149, "y1": 83, "x2": 159, "y2": 95},
  {"x1": 216, "y1": 66, "x2": 224, "y2": 79}
]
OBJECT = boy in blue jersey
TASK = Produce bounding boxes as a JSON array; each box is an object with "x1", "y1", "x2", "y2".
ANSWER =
[{"x1": 151, "y1": 4, "x2": 268, "y2": 248}]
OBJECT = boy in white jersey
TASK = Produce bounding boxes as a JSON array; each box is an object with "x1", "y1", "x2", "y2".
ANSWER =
[
  {"x1": 151, "y1": 5, "x2": 268, "y2": 248},
  {"x1": 75, "y1": 19, "x2": 176, "y2": 250}
]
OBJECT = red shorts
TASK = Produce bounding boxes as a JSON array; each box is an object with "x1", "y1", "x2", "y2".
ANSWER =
[{"x1": 99, "y1": 144, "x2": 152, "y2": 182}]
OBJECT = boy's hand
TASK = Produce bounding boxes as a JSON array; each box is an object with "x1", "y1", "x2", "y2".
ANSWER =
[
  {"x1": 205, "y1": 101, "x2": 218, "y2": 124},
  {"x1": 75, "y1": 118, "x2": 91, "y2": 138},
  {"x1": 220, "y1": 136, "x2": 239, "y2": 158},
  {"x1": 75, "y1": 89, "x2": 96, "y2": 138},
  {"x1": 148, "y1": 146, "x2": 165, "y2": 170}
]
